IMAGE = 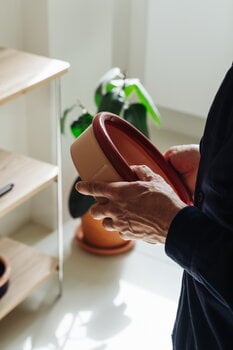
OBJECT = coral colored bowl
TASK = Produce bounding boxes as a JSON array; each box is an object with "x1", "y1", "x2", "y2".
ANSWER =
[
  {"x1": 70, "y1": 112, "x2": 192, "y2": 204},
  {"x1": 0, "y1": 255, "x2": 11, "y2": 298}
]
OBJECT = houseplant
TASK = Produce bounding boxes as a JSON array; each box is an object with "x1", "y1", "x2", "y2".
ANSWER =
[{"x1": 61, "y1": 67, "x2": 161, "y2": 254}]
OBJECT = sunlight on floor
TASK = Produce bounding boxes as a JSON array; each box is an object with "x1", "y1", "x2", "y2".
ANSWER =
[
  {"x1": 21, "y1": 281, "x2": 176, "y2": 350},
  {"x1": 0, "y1": 220, "x2": 182, "y2": 350}
]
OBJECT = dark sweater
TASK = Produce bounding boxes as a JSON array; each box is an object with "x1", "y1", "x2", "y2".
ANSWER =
[{"x1": 165, "y1": 65, "x2": 233, "y2": 349}]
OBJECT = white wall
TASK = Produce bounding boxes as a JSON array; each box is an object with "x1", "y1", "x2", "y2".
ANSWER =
[
  {"x1": 124, "y1": 0, "x2": 232, "y2": 145},
  {"x1": 21, "y1": 0, "x2": 58, "y2": 229},
  {"x1": 0, "y1": 0, "x2": 23, "y2": 50},
  {"x1": 127, "y1": 0, "x2": 149, "y2": 80},
  {"x1": 145, "y1": 0, "x2": 233, "y2": 118},
  {"x1": 47, "y1": 0, "x2": 115, "y2": 220}
]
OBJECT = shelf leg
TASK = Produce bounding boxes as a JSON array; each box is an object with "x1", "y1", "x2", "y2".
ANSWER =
[{"x1": 54, "y1": 78, "x2": 64, "y2": 297}]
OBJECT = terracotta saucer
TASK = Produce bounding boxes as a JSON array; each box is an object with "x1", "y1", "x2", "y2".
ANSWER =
[{"x1": 75, "y1": 224, "x2": 135, "y2": 256}]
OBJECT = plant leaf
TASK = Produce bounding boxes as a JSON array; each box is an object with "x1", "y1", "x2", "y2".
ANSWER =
[
  {"x1": 68, "y1": 177, "x2": 96, "y2": 218},
  {"x1": 97, "y1": 88, "x2": 125, "y2": 115},
  {"x1": 105, "y1": 81, "x2": 121, "y2": 93},
  {"x1": 121, "y1": 79, "x2": 161, "y2": 126},
  {"x1": 132, "y1": 81, "x2": 161, "y2": 125},
  {"x1": 94, "y1": 85, "x2": 103, "y2": 108},
  {"x1": 123, "y1": 103, "x2": 149, "y2": 137},
  {"x1": 60, "y1": 104, "x2": 76, "y2": 134},
  {"x1": 94, "y1": 67, "x2": 122, "y2": 108},
  {"x1": 70, "y1": 113, "x2": 93, "y2": 138}
]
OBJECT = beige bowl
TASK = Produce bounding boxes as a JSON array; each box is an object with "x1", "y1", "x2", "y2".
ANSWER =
[
  {"x1": 71, "y1": 117, "x2": 122, "y2": 182},
  {"x1": 70, "y1": 112, "x2": 192, "y2": 204}
]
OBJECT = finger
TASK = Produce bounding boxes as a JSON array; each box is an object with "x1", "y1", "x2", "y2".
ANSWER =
[
  {"x1": 102, "y1": 220, "x2": 135, "y2": 237},
  {"x1": 96, "y1": 196, "x2": 109, "y2": 205},
  {"x1": 102, "y1": 217, "x2": 117, "y2": 231},
  {"x1": 90, "y1": 204, "x2": 107, "y2": 220},
  {"x1": 76, "y1": 181, "x2": 114, "y2": 199},
  {"x1": 130, "y1": 165, "x2": 157, "y2": 181},
  {"x1": 90, "y1": 201, "x2": 121, "y2": 220},
  {"x1": 163, "y1": 145, "x2": 180, "y2": 160},
  {"x1": 163, "y1": 150, "x2": 173, "y2": 161},
  {"x1": 118, "y1": 231, "x2": 131, "y2": 240},
  {"x1": 119, "y1": 230, "x2": 141, "y2": 241}
]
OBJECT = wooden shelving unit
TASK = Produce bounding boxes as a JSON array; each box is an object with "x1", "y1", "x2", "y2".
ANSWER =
[
  {"x1": 0, "y1": 149, "x2": 58, "y2": 218},
  {"x1": 0, "y1": 237, "x2": 57, "y2": 319},
  {"x1": 0, "y1": 47, "x2": 69, "y2": 320},
  {"x1": 0, "y1": 47, "x2": 69, "y2": 104}
]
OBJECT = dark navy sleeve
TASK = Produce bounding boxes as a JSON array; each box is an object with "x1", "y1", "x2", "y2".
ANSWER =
[
  {"x1": 165, "y1": 65, "x2": 233, "y2": 347},
  {"x1": 165, "y1": 206, "x2": 233, "y2": 310}
]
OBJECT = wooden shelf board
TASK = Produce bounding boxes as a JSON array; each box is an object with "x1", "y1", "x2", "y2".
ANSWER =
[
  {"x1": 0, "y1": 47, "x2": 70, "y2": 105},
  {"x1": 0, "y1": 149, "x2": 58, "y2": 218},
  {"x1": 0, "y1": 236, "x2": 57, "y2": 320}
]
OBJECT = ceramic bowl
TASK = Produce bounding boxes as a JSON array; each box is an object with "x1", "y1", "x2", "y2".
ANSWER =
[
  {"x1": 0, "y1": 255, "x2": 11, "y2": 298},
  {"x1": 70, "y1": 112, "x2": 192, "y2": 204}
]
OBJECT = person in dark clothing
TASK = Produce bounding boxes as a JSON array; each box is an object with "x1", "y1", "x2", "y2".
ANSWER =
[{"x1": 77, "y1": 64, "x2": 233, "y2": 349}]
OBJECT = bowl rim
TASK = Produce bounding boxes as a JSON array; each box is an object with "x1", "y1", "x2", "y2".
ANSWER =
[
  {"x1": 93, "y1": 112, "x2": 192, "y2": 205},
  {"x1": 0, "y1": 255, "x2": 11, "y2": 288}
]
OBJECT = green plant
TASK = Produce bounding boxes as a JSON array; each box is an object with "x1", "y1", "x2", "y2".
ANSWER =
[{"x1": 63, "y1": 67, "x2": 161, "y2": 218}]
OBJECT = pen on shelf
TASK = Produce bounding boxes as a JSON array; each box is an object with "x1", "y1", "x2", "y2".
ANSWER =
[{"x1": 0, "y1": 183, "x2": 14, "y2": 197}]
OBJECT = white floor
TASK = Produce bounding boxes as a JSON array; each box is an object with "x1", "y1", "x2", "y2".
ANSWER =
[{"x1": 0, "y1": 219, "x2": 183, "y2": 350}]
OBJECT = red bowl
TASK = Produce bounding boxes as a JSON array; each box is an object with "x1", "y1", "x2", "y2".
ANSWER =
[{"x1": 71, "y1": 112, "x2": 192, "y2": 205}]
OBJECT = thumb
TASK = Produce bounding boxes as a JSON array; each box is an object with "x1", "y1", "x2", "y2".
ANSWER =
[
  {"x1": 164, "y1": 146, "x2": 180, "y2": 162},
  {"x1": 130, "y1": 165, "x2": 156, "y2": 181}
]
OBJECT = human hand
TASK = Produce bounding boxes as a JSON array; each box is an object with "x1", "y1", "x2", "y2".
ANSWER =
[
  {"x1": 76, "y1": 165, "x2": 187, "y2": 244},
  {"x1": 164, "y1": 144, "x2": 200, "y2": 196}
]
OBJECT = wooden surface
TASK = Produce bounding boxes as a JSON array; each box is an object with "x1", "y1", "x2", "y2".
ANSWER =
[
  {"x1": 0, "y1": 47, "x2": 67, "y2": 319},
  {"x1": 0, "y1": 236, "x2": 57, "y2": 320},
  {"x1": 0, "y1": 47, "x2": 70, "y2": 105},
  {"x1": 0, "y1": 149, "x2": 58, "y2": 218}
]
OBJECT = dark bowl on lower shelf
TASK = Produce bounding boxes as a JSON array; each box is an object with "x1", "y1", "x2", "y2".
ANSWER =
[{"x1": 0, "y1": 256, "x2": 11, "y2": 298}]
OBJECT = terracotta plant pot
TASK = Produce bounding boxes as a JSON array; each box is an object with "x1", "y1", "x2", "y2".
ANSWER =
[
  {"x1": 0, "y1": 255, "x2": 11, "y2": 298},
  {"x1": 75, "y1": 211, "x2": 134, "y2": 256},
  {"x1": 71, "y1": 112, "x2": 192, "y2": 254}
]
